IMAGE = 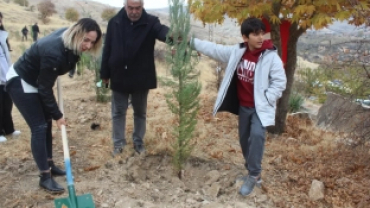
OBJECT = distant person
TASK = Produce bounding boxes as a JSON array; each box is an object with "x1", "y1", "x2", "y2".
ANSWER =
[
  {"x1": 21, "y1": 25, "x2": 28, "y2": 41},
  {"x1": 100, "y1": 0, "x2": 170, "y2": 156},
  {"x1": 31, "y1": 22, "x2": 39, "y2": 42},
  {"x1": 0, "y1": 12, "x2": 20, "y2": 143},
  {"x1": 6, "y1": 18, "x2": 103, "y2": 193},
  {"x1": 191, "y1": 17, "x2": 286, "y2": 196}
]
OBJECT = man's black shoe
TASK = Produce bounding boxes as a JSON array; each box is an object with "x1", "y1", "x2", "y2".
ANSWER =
[
  {"x1": 134, "y1": 144, "x2": 145, "y2": 154},
  {"x1": 111, "y1": 146, "x2": 123, "y2": 158}
]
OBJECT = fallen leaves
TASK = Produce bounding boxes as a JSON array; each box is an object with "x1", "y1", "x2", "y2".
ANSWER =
[{"x1": 83, "y1": 165, "x2": 100, "y2": 172}]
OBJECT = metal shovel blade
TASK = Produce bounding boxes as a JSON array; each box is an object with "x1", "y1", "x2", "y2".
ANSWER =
[{"x1": 54, "y1": 186, "x2": 95, "y2": 208}]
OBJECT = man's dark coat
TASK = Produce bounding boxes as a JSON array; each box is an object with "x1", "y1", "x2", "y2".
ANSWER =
[{"x1": 100, "y1": 8, "x2": 169, "y2": 93}]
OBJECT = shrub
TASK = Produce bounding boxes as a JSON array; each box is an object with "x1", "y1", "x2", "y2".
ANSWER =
[
  {"x1": 77, "y1": 53, "x2": 109, "y2": 102},
  {"x1": 288, "y1": 93, "x2": 304, "y2": 113},
  {"x1": 26, "y1": 5, "x2": 35, "y2": 12},
  {"x1": 91, "y1": 55, "x2": 110, "y2": 102},
  {"x1": 77, "y1": 53, "x2": 92, "y2": 74},
  {"x1": 296, "y1": 67, "x2": 322, "y2": 96},
  {"x1": 37, "y1": 0, "x2": 56, "y2": 24},
  {"x1": 101, "y1": 8, "x2": 116, "y2": 22},
  {"x1": 65, "y1": 7, "x2": 79, "y2": 22},
  {"x1": 13, "y1": 0, "x2": 29, "y2": 7}
]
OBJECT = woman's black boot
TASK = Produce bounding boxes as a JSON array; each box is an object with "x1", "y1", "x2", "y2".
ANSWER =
[
  {"x1": 39, "y1": 172, "x2": 65, "y2": 194},
  {"x1": 48, "y1": 161, "x2": 66, "y2": 176}
]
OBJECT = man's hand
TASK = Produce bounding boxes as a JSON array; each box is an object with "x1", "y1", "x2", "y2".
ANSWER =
[
  {"x1": 56, "y1": 118, "x2": 66, "y2": 129},
  {"x1": 102, "y1": 79, "x2": 110, "y2": 88}
]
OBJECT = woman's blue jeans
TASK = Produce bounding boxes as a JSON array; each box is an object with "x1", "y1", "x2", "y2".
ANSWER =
[{"x1": 6, "y1": 77, "x2": 53, "y2": 171}]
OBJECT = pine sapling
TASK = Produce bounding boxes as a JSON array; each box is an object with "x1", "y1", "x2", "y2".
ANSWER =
[{"x1": 165, "y1": 0, "x2": 201, "y2": 177}]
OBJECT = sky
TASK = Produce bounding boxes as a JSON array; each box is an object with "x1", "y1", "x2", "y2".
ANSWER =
[{"x1": 92, "y1": 0, "x2": 169, "y2": 9}]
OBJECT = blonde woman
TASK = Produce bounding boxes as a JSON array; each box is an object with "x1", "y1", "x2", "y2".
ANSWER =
[{"x1": 5, "y1": 18, "x2": 102, "y2": 194}]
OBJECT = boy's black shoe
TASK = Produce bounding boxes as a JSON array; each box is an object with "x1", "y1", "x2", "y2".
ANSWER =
[{"x1": 239, "y1": 175, "x2": 261, "y2": 196}]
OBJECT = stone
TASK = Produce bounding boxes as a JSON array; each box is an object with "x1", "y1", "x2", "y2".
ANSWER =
[
  {"x1": 185, "y1": 198, "x2": 197, "y2": 204},
  {"x1": 317, "y1": 92, "x2": 370, "y2": 137},
  {"x1": 309, "y1": 179, "x2": 325, "y2": 201},
  {"x1": 115, "y1": 200, "x2": 126, "y2": 207},
  {"x1": 234, "y1": 202, "x2": 256, "y2": 208},
  {"x1": 101, "y1": 203, "x2": 109, "y2": 208},
  {"x1": 256, "y1": 194, "x2": 268, "y2": 203},
  {"x1": 127, "y1": 165, "x2": 146, "y2": 182},
  {"x1": 206, "y1": 183, "x2": 221, "y2": 198},
  {"x1": 204, "y1": 170, "x2": 221, "y2": 185},
  {"x1": 201, "y1": 202, "x2": 224, "y2": 208},
  {"x1": 97, "y1": 189, "x2": 103, "y2": 196}
]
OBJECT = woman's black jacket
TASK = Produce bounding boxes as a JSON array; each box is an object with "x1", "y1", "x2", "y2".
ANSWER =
[
  {"x1": 13, "y1": 28, "x2": 79, "y2": 120},
  {"x1": 100, "y1": 8, "x2": 169, "y2": 93}
]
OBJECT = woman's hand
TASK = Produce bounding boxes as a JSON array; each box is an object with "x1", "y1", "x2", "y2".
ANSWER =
[{"x1": 56, "y1": 118, "x2": 66, "y2": 129}]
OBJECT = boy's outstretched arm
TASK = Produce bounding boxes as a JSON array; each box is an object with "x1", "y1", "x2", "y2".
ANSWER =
[{"x1": 191, "y1": 38, "x2": 234, "y2": 63}]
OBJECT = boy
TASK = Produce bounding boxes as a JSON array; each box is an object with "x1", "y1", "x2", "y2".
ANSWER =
[{"x1": 192, "y1": 17, "x2": 286, "y2": 196}]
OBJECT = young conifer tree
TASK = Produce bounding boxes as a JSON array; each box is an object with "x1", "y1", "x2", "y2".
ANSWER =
[{"x1": 165, "y1": 0, "x2": 201, "y2": 175}]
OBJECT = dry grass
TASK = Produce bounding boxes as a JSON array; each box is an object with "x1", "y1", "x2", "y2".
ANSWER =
[{"x1": 266, "y1": 116, "x2": 370, "y2": 207}]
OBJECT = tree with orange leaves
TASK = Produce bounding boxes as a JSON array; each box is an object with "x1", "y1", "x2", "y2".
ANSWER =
[{"x1": 188, "y1": 0, "x2": 370, "y2": 134}]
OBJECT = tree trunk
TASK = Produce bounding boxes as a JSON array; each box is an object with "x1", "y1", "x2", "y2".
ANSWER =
[{"x1": 268, "y1": 24, "x2": 305, "y2": 134}]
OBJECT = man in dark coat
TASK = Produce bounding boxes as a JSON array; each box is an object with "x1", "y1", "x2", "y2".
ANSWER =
[
  {"x1": 31, "y1": 23, "x2": 39, "y2": 42},
  {"x1": 100, "y1": 0, "x2": 169, "y2": 156}
]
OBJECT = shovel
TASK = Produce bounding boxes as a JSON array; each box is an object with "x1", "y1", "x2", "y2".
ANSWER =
[{"x1": 54, "y1": 77, "x2": 95, "y2": 208}]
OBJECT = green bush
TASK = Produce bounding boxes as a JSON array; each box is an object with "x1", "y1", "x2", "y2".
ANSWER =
[
  {"x1": 77, "y1": 53, "x2": 92, "y2": 74},
  {"x1": 13, "y1": 0, "x2": 29, "y2": 7},
  {"x1": 296, "y1": 68, "x2": 322, "y2": 96},
  {"x1": 90, "y1": 55, "x2": 110, "y2": 103},
  {"x1": 101, "y1": 8, "x2": 117, "y2": 22},
  {"x1": 318, "y1": 93, "x2": 327, "y2": 104},
  {"x1": 288, "y1": 93, "x2": 304, "y2": 113},
  {"x1": 65, "y1": 7, "x2": 79, "y2": 22}
]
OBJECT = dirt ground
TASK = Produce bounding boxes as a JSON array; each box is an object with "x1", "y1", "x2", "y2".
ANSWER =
[{"x1": 0, "y1": 64, "x2": 370, "y2": 208}]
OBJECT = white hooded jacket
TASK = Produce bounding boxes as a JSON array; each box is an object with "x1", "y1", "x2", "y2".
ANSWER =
[{"x1": 192, "y1": 38, "x2": 286, "y2": 127}]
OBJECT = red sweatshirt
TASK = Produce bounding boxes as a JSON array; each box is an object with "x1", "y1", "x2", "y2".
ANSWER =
[{"x1": 236, "y1": 40, "x2": 274, "y2": 107}]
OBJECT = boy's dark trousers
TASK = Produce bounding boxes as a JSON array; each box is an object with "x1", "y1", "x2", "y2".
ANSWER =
[{"x1": 238, "y1": 106, "x2": 266, "y2": 177}]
